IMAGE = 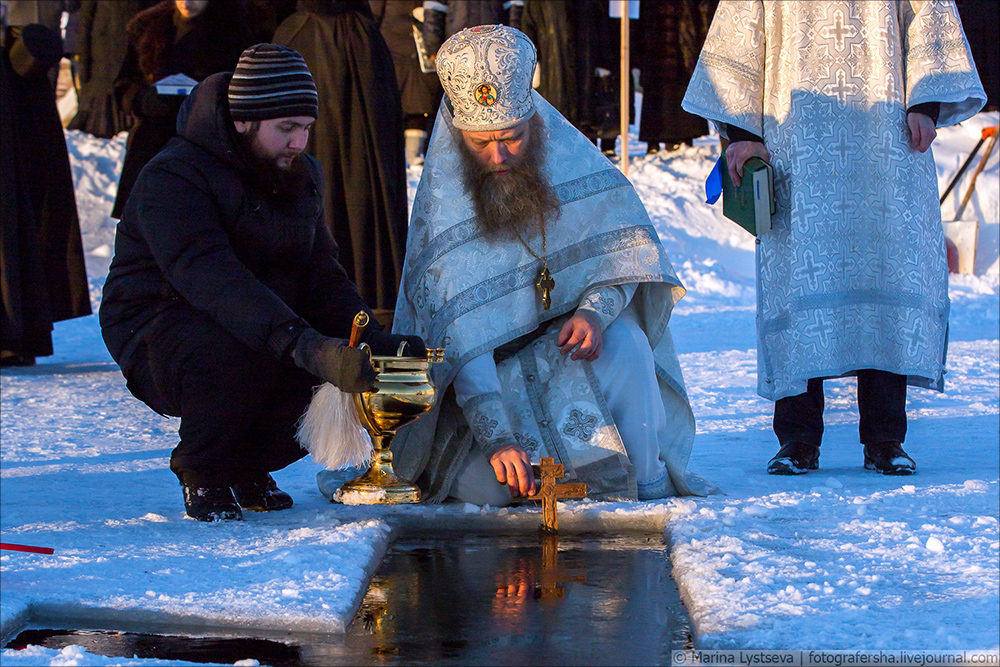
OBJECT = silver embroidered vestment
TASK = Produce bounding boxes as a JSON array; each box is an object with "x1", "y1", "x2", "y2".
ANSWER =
[
  {"x1": 682, "y1": 0, "x2": 986, "y2": 400},
  {"x1": 391, "y1": 92, "x2": 713, "y2": 502}
]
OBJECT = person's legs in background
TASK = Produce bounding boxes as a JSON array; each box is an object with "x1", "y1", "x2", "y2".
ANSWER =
[
  {"x1": 769, "y1": 378, "x2": 824, "y2": 474},
  {"x1": 857, "y1": 369, "x2": 914, "y2": 475}
]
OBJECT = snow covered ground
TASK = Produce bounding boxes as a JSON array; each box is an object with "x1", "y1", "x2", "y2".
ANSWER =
[{"x1": 2, "y1": 113, "x2": 998, "y2": 665}]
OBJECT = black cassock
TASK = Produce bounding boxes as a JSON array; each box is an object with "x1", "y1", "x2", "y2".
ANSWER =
[
  {"x1": 274, "y1": 0, "x2": 407, "y2": 312},
  {"x1": 69, "y1": 0, "x2": 151, "y2": 139},
  {"x1": 522, "y1": 1, "x2": 633, "y2": 146},
  {"x1": 1, "y1": 32, "x2": 91, "y2": 364},
  {"x1": 635, "y1": 0, "x2": 717, "y2": 147}
]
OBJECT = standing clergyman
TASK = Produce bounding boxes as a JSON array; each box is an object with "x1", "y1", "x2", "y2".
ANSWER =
[{"x1": 682, "y1": 1, "x2": 986, "y2": 475}]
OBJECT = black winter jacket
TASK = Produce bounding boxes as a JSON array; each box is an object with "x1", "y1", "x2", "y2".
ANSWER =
[
  {"x1": 422, "y1": 0, "x2": 523, "y2": 56},
  {"x1": 100, "y1": 72, "x2": 373, "y2": 374}
]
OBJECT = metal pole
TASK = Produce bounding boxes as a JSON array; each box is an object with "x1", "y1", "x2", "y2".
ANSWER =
[{"x1": 619, "y1": 0, "x2": 630, "y2": 177}]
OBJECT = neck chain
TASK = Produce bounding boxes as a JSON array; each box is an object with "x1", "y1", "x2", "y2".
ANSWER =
[{"x1": 515, "y1": 221, "x2": 555, "y2": 310}]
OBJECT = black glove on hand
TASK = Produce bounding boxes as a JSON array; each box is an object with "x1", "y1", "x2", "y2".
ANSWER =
[
  {"x1": 292, "y1": 329, "x2": 377, "y2": 393},
  {"x1": 363, "y1": 329, "x2": 428, "y2": 358}
]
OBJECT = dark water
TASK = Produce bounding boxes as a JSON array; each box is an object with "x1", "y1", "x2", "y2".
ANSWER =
[
  {"x1": 5, "y1": 630, "x2": 303, "y2": 665},
  {"x1": 5, "y1": 533, "x2": 691, "y2": 666}
]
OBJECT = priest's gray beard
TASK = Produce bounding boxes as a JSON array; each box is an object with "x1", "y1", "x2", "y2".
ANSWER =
[{"x1": 456, "y1": 114, "x2": 561, "y2": 242}]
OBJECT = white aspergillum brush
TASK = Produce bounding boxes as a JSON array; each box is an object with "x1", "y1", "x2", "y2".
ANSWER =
[{"x1": 296, "y1": 311, "x2": 373, "y2": 470}]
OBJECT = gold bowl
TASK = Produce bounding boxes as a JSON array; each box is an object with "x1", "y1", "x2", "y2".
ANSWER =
[{"x1": 337, "y1": 348, "x2": 444, "y2": 504}]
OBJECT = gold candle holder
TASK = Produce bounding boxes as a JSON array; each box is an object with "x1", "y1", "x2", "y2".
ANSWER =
[{"x1": 337, "y1": 347, "x2": 445, "y2": 505}]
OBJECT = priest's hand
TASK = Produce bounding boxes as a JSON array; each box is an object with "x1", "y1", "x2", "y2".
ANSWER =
[
  {"x1": 292, "y1": 328, "x2": 377, "y2": 393},
  {"x1": 907, "y1": 112, "x2": 937, "y2": 153},
  {"x1": 489, "y1": 444, "x2": 537, "y2": 498},
  {"x1": 726, "y1": 140, "x2": 771, "y2": 186},
  {"x1": 557, "y1": 311, "x2": 603, "y2": 361}
]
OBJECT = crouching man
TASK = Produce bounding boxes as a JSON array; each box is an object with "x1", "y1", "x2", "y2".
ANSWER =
[{"x1": 100, "y1": 44, "x2": 423, "y2": 521}]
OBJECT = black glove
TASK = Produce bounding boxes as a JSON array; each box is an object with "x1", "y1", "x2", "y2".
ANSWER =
[
  {"x1": 363, "y1": 329, "x2": 427, "y2": 358},
  {"x1": 292, "y1": 329, "x2": 377, "y2": 393}
]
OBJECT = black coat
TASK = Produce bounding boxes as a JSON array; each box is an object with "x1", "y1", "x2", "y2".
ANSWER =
[
  {"x1": 1, "y1": 27, "x2": 91, "y2": 363},
  {"x1": 68, "y1": 0, "x2": 152, "y2": 138},
  {"x1": 369, "y1": 0, "x2": 442, "y2": 123},
  {"x1": 635, "y1": 0, "x2": 716, "y2": 145},
  {"x1": 522, "y1": 1, "x2": 632, "y2": 143},
  {"x1": 520, "y1": 0, "x2": 577, "y2": 124},
  {"x1": 421, "y1": 0, "x2": 522, "y2": 57},
  {"x1": 955, "y1": 0, "x2": 999, "y2": 110},
  {"x1": 110, "y1": 0, "x2": 254, "y2": 218},
  {"x1": 100, "y1": 73, "x2": 373, "y2": 374},
  {"x1": 273, "y1": 0, "x2": 408, "y2": 311}
]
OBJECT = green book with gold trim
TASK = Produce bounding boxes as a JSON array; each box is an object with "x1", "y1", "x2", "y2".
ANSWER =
[{"x1": 720, "y1": 152, "x2": 774, "y2": 236}]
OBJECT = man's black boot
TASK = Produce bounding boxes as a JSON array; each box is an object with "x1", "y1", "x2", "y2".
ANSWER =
[
  {"x1": 232, "y1": 473, "x2": 294, "y2": 512},
  {"x1": 863, "y1": 441, "x2": 916, "y2": 475},
  {"x1": 767, "y1": 442, "x2": 820, "y2": 475},
  {"x1": 182, "y1": 484, "x2": 243, "y2": 521}
]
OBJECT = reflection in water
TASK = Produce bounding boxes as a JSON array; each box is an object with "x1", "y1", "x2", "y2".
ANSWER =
[
  {"x1": 322, "y1": 533, "x2": 689, "y2": 665},
  {"x1": 4, "y1": 534, "x2": 690, "y2": 666}
]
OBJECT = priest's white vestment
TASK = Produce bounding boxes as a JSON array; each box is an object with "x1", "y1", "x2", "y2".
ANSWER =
[
  {"x1": 682, "y1": 0, "x2": 986, "y2": 400},
  {"x1": 391, "y1": 92, "x2": 715, "y2": 502}
]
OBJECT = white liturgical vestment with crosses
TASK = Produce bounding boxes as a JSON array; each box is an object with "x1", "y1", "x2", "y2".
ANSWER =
[
  {"x1": 682, "y1": 0, "x2": 985, "y2": 400},
  {"x1": 391, "y1": 92, "x2": 716, "y2": 503}
]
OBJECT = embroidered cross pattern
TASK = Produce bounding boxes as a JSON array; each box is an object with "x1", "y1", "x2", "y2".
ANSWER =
[
  {"x1": 473, "y1": 414, "x2": 499, "y2": 439},
  {"x1": 598, "y1": 294, "x2": 616, "y2": 315},
  {"x1": 537, "y1": 457, "x2": 587, "y2": 533},
  {"x1": 562, "y1": 408, "x2": 599, "y2": 441}
]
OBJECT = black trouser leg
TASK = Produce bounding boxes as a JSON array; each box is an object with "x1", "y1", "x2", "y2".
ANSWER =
[
  {"x1": 230, "y1": 367, "x2": 316, "y2": 483},
  {"x1": 772, "y1": 378, "x2": 825, "y2": 447},
  {"x1": 123, "y1": 308, "x2": 313, "y2": 487},
  {"x1": 856, "y1": 369, "x2": 907, "y2": 445}
]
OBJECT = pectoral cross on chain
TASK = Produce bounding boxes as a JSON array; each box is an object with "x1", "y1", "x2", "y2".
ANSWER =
[
  {"x1": 536, "y1": 266, "x2": 555, "y2": 310},
  {"x1": 538, "y1": 457, "x2": 587, "y2": 533}
]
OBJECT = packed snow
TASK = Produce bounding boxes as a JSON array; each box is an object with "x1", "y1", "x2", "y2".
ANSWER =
[{"x1": 2, "y1": 112, "x2": 997, "y2": 665}]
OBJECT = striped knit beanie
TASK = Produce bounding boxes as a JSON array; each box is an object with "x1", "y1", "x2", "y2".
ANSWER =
[{"x1": 228, "y1": 44, "x2": 319, "y2": 121}]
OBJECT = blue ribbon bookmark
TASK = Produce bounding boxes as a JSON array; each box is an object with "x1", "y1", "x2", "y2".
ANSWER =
[{"x1": 705, "y1": 156, "x2": 723, "y2": 205}]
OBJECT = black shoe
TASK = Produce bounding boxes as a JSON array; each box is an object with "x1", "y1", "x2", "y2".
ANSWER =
[
  {"x1": 232, "y1": 473, "x2": 293, "y2": 512},
  {"x1": 863, "y1": 441, "x2": 916, "y2": 475},
  {"x1": 182, "y1": 485, "x2": 243, "y2": 521},
  {"x1": 767, "y1": 442, "x2": 820, "y2": 475}
]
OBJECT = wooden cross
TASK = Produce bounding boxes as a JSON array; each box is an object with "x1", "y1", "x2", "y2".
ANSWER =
[
  {"x1": 537, "y1": 457, "x2": 586, "y2": 533},
  {"x1": 536, "y1": 266, "x2": 555, "y2": 310}
]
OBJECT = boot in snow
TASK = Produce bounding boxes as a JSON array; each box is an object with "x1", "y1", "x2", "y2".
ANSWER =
[
  {"x1": 232, "y1": 473, "x2": 293, "y2": 512},
  {"x1": 864, "y1": 441, "x2": 916, "y2": 475},
  {"x1": 183, "y1": 485, "x2": 243, "y2": 521},
  {"x1": 767, "y1": 442, "x2": 820, "y2": 475}
]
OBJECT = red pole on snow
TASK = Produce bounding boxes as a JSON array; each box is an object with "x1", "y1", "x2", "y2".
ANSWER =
[{"x1": 1, "y1": 543, "x2": 55, "y2": 555}]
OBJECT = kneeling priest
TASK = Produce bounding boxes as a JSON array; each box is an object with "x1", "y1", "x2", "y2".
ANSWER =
[{"x1": 383, "y1": 25, "x2": 715, "y2": 506}]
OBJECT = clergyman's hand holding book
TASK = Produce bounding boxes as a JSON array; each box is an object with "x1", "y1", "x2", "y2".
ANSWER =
[{"x1": 720, "y1": 152, "x2": 775, "y2": 236}]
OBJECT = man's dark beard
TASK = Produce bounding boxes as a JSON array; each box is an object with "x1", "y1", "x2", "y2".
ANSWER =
[
  {"x1": 236, "y1": 126, "x2": 309, "y2": 201},
  {"x1": 456, "y1": 114, "x2": 561, "y2": 242}
]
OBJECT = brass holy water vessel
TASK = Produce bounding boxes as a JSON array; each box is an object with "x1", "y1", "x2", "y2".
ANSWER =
[{"x1": 338, "y1": 346, "x2": 445, "y2": 504}]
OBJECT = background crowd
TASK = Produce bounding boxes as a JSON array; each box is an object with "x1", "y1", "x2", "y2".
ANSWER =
[{"x1": 2, "y1": 0, "x2": 998, "y2": 368}]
